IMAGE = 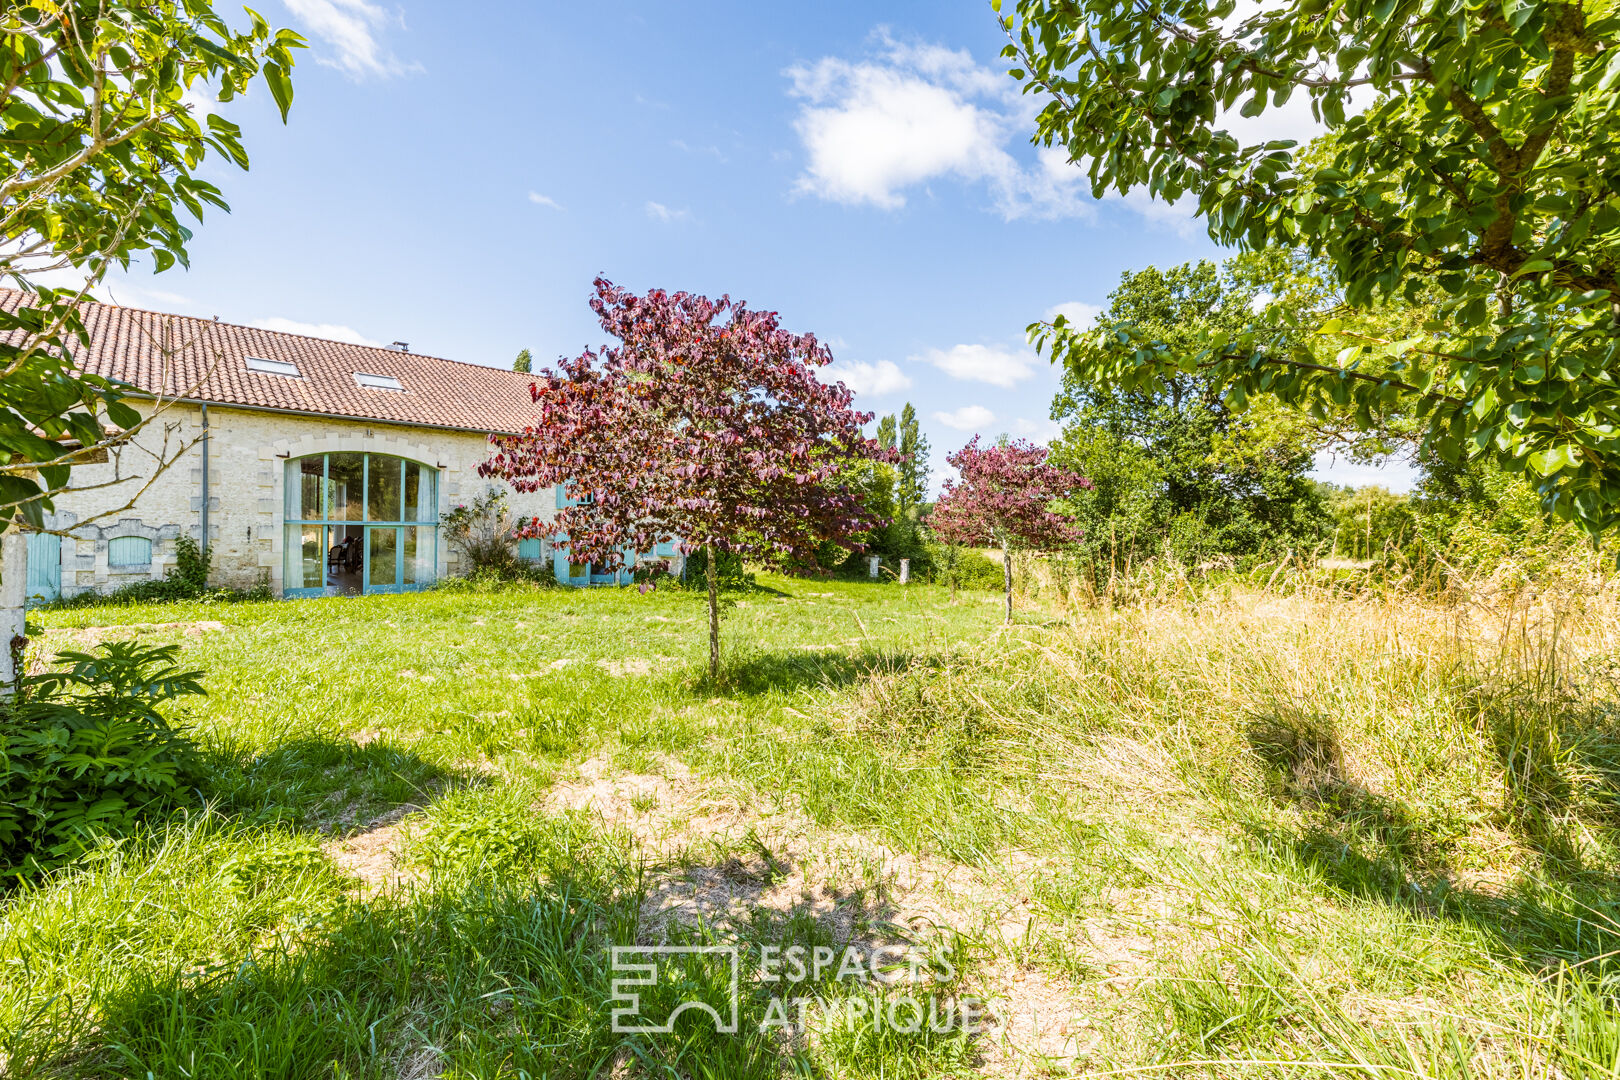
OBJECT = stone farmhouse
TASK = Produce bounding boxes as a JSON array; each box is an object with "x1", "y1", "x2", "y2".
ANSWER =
[{"x1": 8, "y1": 292, "x2": 670, "y2": 601}]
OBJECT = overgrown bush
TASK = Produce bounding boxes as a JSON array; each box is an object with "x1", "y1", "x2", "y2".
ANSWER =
[
  {"x1": 442, "y1": 488, "x2": 531, "y2": 580},
  {"x1": 925, "y1": 542, "x2": 1003, "y2": 593},
  {"x1": 41, "y1": 535, "x2": 272, "y2": 610},
  {"x1": 1408, "y1": 460, "x2": 1597, "y2": 581},
  {"x1": 682, "y1": 547, "x2": 755, "y2": 591},
  {"x1": 172, "y1": 533, "x2": 209, "y2": 590},
  {"x1": 0, "y1": 640, "x2": 208, "y2": 881}
]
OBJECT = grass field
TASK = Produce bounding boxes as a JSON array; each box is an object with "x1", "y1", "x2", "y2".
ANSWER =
[{"x1": 4, "y1": 572, "x2": 1620, "y2": 1078}]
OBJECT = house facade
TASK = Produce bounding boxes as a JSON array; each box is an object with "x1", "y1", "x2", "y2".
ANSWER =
[{"x1": 7, "y1": 292, "x2": 655, "y2": 601}]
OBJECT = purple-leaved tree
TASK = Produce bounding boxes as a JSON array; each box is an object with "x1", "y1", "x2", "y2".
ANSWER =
[
  {"x1": 481, "y1": 277, "x2": 893, "y2": 676},
  {"x1": 930, "y1": 437, "x2": 1091, "y2": 623}
]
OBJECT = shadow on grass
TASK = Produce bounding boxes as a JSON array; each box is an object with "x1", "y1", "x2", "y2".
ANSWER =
[
  {"x1": 2, "y1": 731, "x2": 469, "y2": 892},
  {"x1": 701, "y1": 649, "x2": 930, "y2": 698},
  {"x1": 59, "y1": 875, "x2": 785, "y2": 1080},
  {"x1": 200, "y1": 733, "x2": 478, "y2": 833},
  {"x1": 1249, "y1": 820, "x2": 1620, "y2": 983},
  {"x1": 1243, "y1": 700, "x2": 1620, "y2": 984},
  {"x1": 56, "y1": 858, "x2": 980, "y2": 1079},
  {"x1": 647, "y1": 830, "x2": 907, "y2": 953}
]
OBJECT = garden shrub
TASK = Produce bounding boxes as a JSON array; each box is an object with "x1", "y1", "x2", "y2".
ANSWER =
[
  {"x1": 172, "y1": 533, "x2": 209, "y2": 590},
  {"x1": 433, "y1": 564, "x2": 554, "y2": 594},
  {"x1": 0, "y1": 640, "x2": 207, "y2": 881},
  {"x1": 442, "y1": 487, "x2": 533, "y2": 580}
]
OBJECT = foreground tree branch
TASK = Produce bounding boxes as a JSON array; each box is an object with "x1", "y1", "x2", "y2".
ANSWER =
[{"x1": 1004, "y1": 0, "x2": 1620, "y2": 535}]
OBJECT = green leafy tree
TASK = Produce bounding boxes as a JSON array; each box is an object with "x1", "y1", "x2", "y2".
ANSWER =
[
  {"x1": 1005, "y1": 0, "x2": 1620, "y2": 536},
  {"x1": 897, "y1": 402, "x2": 930, "y2": 515},
  {"x1": 875, "y1": 413, "x2": 897, "y2": 453},
  {"x1": 1408, "y1": 453, "x2": 1589, "y2": 574},
  {"x1": 1049, "y1": 260, "x2": 1331, "y2": 568},
  {"x1": 849, "y1": 406, "x2": 935, "y2": 572},
  {"x1": 1321, "y1": 484, "x2": 1418, "y2": 561},
  {"x1": 513, "y1": 348, "x2": 533, "y2": 374},
  {"x1": 0, "y1": 2, "x2": 302, "y2": 531},
  {"x1": 854, "y1": 414, "x2": 901, "y2": 559}
]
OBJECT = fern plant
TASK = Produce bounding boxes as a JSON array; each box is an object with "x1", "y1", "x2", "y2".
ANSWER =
[{"x1": 0, "y1": 640, "x2": 207, "y2": 881}]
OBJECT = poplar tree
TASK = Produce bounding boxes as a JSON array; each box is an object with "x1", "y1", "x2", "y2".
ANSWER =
[{"x1": 897, "y1": 403, "x2": 930, "y2": 515}]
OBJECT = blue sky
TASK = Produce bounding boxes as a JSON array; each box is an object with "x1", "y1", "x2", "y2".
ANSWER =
[{"x1": 99, "y1": 0, "x2": 1411, "y2": 493}]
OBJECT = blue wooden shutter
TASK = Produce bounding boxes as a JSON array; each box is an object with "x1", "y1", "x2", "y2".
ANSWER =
[
  {"x1": 108, "y1": 536, "x2": 152, "y2": 567},
  {"x1": 26, "y1": 532, "x2": 60, "y2": 601}
]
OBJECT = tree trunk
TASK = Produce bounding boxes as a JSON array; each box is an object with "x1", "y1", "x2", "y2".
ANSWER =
[
  {"x1": 705, "y1": 542, "x2": 720, "y2": 679},
  {"x1": 1001, "y1": 537, "x2": 1013, "y2": 625},
  {"x1": 1, "y1": 527, "x2": 28, "y2": 694}
]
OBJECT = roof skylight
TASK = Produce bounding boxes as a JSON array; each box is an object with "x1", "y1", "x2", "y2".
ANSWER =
[
  {"x1": 353, "y1": 372, "x2": 405, "y2": 392},
  {"x1": 246, "y1": 356, "x2": 300, "y2": 377}
]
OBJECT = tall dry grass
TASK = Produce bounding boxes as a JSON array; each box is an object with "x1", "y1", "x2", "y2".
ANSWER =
[{"x1": 835, "y1": 564, "x2": 1620, "y2": 1073}]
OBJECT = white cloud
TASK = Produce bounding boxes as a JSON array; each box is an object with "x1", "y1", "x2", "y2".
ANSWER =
[
  {"x1": 1022, "y1": 146, "x2": 1092, "y2": 219},
  {"x1": 528, "y1": 191, "x2": 563, "y2": 210},
  {"x1": 1217, "y1": 82, "x2": 1374, "y2": 147},
  {"x1": 785, "y1": 28, "x2": 1369, "y2": 231},
  {"x1": 913, "y1": 343, "x2": 1039, "y2": 388},
  {"x1": 671, "y1": 139, "x2": 728, "y2": 163},
  {"x1": 1221, "y1": 92, "x2": 1324, "y2": 147},
  {"x1": 826, "y1": 359, "x2": 911, "y2": 396},
  {"x1": 1012, "y1": 417, "x2": 1061, "y2": 442},
  {"x1": 180, "y1": 85, "x2": 221, "y2": 118},
  {"x1": 105, "y1": 281, "x2": 193, "y2": 308},
  {"x1": 280, "y1": 0, "x2": 419, "y2": 80},
  {"x1": 785, "y1": 34, "x2": 1090, "y2": 221},
  {"x1": 1310, "y1": 450, "x2": 1419, "y2": 493},
  {"x1": 1097, "y1": 187, "x2": 1201, "y2": 239},
  {"x1": 251, "y1": 317, "x2": 382, "y2": 347},
  {"x1": 645, "y1": 201, "x2": 691, "y2": 223},
  {"x1": 934, "y1": 405, "x2": 996, "y2": 431},
  {"x1": 1043, "y1": 301, "x2": 1102, "y2": 330}
]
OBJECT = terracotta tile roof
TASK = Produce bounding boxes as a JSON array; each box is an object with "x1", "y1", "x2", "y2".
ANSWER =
[{"x1": 0, "y1": 290, "x2": 542, "y2": 435}]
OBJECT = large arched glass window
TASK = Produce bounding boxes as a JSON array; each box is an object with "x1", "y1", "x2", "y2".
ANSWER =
[{"x1": 283, "y1": 453, "x2": 438, "y2": 597}]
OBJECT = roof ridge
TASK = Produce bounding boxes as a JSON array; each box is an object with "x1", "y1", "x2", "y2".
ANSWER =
[{"x1": 0, "y1": 286, "x2": 540, "y2": 380}]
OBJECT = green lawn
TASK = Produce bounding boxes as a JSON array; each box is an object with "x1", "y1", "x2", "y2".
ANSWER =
[{"x1": 4, "y1": 576, "x2": 1620, "y2": 1077}]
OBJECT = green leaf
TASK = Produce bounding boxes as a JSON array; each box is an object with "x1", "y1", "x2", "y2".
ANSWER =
[{"x1": 262, "y1": 62, "x2": 294, "y2": 122}]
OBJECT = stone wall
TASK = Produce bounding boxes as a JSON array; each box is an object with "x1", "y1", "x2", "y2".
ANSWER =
[{"x1": 45, "y1": 402, "x2": 557, "y2": 597}]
